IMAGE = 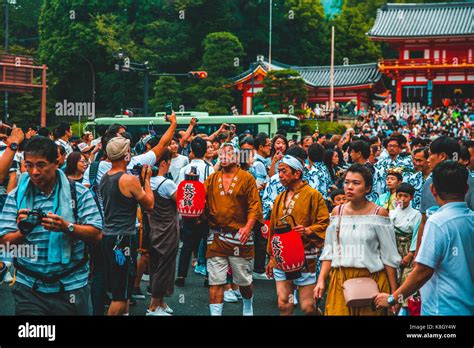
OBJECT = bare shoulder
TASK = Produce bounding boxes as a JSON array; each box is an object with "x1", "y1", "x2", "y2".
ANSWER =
[
  {"x1": 330, "y1": 205, "x2": 342, "y2": 217},
  {"x1": 119, "y1": 173, "x2": 140, "y2": 192}
]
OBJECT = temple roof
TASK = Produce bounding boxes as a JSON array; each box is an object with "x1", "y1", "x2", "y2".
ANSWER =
[
  {"x1": 367, "y1": 2, "x2": 474, "y2": 39},
  {"x1": 230, "y1": 60, "x2": 382, "y2": 88}
]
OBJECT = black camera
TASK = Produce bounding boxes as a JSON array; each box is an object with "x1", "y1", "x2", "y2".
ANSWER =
[
  {"x1": 18, "y1": 209, "x2": 46, "y2": 235},
  {"x1": 131, "y1": 164, "x2": 159, "y2": 177}
]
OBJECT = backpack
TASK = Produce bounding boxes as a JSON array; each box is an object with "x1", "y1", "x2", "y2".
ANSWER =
[
  {"x1": 88, "y1": 161, "x2": 104, "y2": 222},
  {"x1": 204, "y1": 161, "x2": 211, "y2": 180}
]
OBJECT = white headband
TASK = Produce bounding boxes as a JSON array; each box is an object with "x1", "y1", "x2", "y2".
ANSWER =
[{"x1": 281, "y1": 155, "x2": 304, "y2": 172}]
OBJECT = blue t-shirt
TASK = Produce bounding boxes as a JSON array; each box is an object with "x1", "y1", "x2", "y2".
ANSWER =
[{"x1": 415, "y1": 202, "x2": 474, "y2": 315}]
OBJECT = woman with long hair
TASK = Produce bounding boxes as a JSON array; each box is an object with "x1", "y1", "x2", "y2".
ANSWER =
[
  {"x1": 323, "y1": 149, "x2": 339, "y2": 186},
  {"x1": 269, "y1": 134, "x2": 289, "y2": 177},
  {"x1": 64, "y1": 151, "x2": 88, "y2": 183},
  {"x1": 314, "y1": 164, "x2": 401, "y2": 316}
]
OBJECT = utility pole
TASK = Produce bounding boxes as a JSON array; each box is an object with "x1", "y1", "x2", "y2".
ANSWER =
[
  {"x1": 330, "y1": 26, "x2": 335, "y2": 122},
  {"x1": 268, "y1": 0, "x2": 273, "y2": 71}
]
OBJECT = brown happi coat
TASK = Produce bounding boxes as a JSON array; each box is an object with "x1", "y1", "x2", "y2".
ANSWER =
[
  {"x1": 204, "y1": 168, "x2": 263, "y2": 259},
  {"x1": 268, "y1": 182, "x2": 330, "y2": 273}
]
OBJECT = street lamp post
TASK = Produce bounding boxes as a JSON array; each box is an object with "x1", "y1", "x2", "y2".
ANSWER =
[
  {"x1": 75, "y1": 53, "x2": 96, "y2": 115},
  {"x1": 75, "y1": 53, "x2": 95, "y2": 132},
  {"x1": 114, "y1": 49, "x2": 150, "y2": 117},
  {"x1": 115, "y1": 49, "x2": 206, "y2": 116}
]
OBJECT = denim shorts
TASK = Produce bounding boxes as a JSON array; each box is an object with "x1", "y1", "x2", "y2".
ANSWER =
[{"x1": 273, "y1": 268, "x2": 316, "y2": 286}]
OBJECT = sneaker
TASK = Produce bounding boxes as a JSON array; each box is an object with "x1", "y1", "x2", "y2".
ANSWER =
[
  {"x1": 224, "y1": 289, "x2": 238, "y2": 303},
  {"x1": 194, "y1": 264, "x2": 207, "y2": 276},
  {"x1": 146, "y1": 286, "x2": 152, "y2": 296},
  {"x1": 233, "y1": 289, "x2": 242, "y2": 300},
  {"x1": 132, "y1": 287, "x2": 146, "y2": 300},
  {"x1": 146, "y1": 304, "x2": 173, "y2": 315},
  {"x1": 146, "y1": 307, "x2": 171, "y2": 316},
  {"x1": 253, "y1": 271, "x2": 272, "y2": 280},
  {"x1": 175, "y1": 277, "x2": 185, "y2": 287},
  {"x1": 162, "y1": 304, "x2": 173, "y2": 314},
  {"x1": 142, "y1": 274, "x2": 150, "y2": 282}
]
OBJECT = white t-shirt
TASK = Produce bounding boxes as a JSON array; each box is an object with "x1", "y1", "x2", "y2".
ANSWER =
[
  {"x1": 178, "y1": 159, "x2": 214, "y2": 184},
  {"x1": 83, "y1": 150, "x2": 157, "y2": 186},
  {"x1": 150, "y1": 176, "x2": 177, "y2": 198},
  {"x1": 169, "y1": 155, "x2": 189, "y2": 183},
  {"x1": 91, "y1": 137, "x2": 101, "y2": 147}
]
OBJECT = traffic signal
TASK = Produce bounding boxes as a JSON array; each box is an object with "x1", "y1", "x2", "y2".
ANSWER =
[{"x1": 188, "y1": 71, "x2": 208, "y2": 79}]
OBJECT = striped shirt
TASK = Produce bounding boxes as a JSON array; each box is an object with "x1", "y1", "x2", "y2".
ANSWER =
[{"x1": 0, "y1": 182, "x2": 103, "y2": 293}]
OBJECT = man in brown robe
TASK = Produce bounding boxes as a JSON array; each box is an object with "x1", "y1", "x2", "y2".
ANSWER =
[{"x1": 203, "y1": 143, "x2": 263, "y2": 316}]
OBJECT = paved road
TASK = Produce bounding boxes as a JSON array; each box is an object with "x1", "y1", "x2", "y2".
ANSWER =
[{"x1": 0, "y1": 263, "x2": 312, "y2": 316}]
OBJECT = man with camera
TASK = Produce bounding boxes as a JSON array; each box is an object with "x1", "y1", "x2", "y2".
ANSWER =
[
  {"x1": 100, "y1": 136, "x2": 155, "y2": 316},
  {"x1": 0, "y1": 136, "x2": 103, "y2": 315}
]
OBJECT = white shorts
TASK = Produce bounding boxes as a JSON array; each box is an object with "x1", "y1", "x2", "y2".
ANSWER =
[
  {"x1": 273, "y1": 268, "x2": 316, "y2": 287},
  {"x1": 207, "y1": 256, "x2": 254, "y2": 286}
]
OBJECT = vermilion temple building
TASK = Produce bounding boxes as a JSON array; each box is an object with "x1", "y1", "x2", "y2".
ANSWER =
[
  {"x1": 230, "y1": 60, "x2": 386, "y2": 114},
  {"x1": 230, "y1": 2, "x2": 474, "y2": 114},
  {"x1": 367, "y1": 2, "x2": 474, "y2": 106}
]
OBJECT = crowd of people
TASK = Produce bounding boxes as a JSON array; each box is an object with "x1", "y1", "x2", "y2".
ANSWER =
[{"x1": 0, "y1": 102, "x2": 473, "y2": 316}]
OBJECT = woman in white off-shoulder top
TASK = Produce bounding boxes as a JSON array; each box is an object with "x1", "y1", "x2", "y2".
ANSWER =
[{"x1": 314, "y1": 164, "x2": 401, "y2": 315}]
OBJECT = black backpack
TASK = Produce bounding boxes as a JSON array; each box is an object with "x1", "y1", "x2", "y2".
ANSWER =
[{"x1": 88, "y1": 161, "x2": 104, "y2": 222}]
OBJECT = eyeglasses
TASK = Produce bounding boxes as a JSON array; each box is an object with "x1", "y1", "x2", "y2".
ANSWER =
[{"x1": 24, "y1": 162, "x2": 53, "y2": 170}]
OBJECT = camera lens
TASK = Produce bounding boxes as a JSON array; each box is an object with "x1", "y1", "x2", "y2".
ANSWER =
[{"x1": 18, "y1": 211, "x2": 43, "y2": 235}]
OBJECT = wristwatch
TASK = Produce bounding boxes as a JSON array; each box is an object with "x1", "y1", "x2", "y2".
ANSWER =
[
  {"x1": 387, "y1": 294, "x2": 397, "y2": 307},
  {"x1": 8, "y1": 142, "x2": 18, "y2": 151},
  {"x1": 67, "y1": 223, "x2": 75, "y2": 234}
]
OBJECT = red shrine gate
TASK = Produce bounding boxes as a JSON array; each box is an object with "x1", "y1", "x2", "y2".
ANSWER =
[{"x1": 0, "y1": 54, "x2": 48, "y2": 126}]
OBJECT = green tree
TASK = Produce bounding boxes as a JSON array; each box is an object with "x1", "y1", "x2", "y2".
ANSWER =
[
  {"x1": 330, "y1": 5, "x2": 382, "y2": 64},
  {"x1": 257, "y1": 69, "x2": 307, "y2": 115},
  {"x1": 194, "y1": 78, "x2": 235, "y2": 115},
  {"x1": 192, "y1": 32, "x2": 245, "y2": 114},
  {"x1": 150, "y1": 76, "x2": 182, "y2": 113},
  {"x1": 201, "y1": 32, "x2": 245, "y2": 78}
]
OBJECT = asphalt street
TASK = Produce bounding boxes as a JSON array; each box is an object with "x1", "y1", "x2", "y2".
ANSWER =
[{"x1": 0, "y1": 262, "x2": 313, "y2": 316}]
